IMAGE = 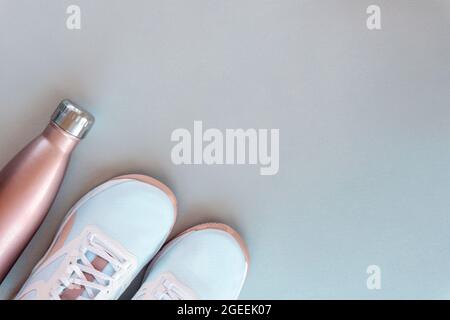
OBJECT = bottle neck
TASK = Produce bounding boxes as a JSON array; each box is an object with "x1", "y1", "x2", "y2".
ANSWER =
[{"x1": 43, "y1": 123, "x2": 80, "y2": 153}]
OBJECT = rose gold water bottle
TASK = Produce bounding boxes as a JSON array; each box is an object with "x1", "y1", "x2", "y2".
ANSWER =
[{"x1": 0, "y1": 99, "x2": 94, "y2": 282}]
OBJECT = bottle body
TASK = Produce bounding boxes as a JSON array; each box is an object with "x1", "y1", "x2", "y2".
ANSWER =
[{"x1": 0, "y1": 124, "x2": 79, "y2": 282}]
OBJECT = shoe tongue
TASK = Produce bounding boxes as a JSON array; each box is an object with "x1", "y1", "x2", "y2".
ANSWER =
[
  {"x1": 60, "y1": 285, "x2": 84, "y2": 300},
  {"x1": 60, "y1": 254, "x2": 110, "y2": 300},
  {"x1": 101, "y1": 263, "x2": 115, "y2": 277}
]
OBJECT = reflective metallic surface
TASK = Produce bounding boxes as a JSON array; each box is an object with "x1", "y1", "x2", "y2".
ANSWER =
[
  {"x1": 51, "y1": 100, "x2": 95, "y2": 139},
  {"x1": 0, "y1": 101, "x2": 94, "y2": 282}
]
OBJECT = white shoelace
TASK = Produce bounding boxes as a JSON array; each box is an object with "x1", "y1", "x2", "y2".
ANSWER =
[
  {"x1": 133, "y1": 273, "x2": 196, "y2": 300},
  {"x1": 50, "y1": 233, "x2": 131, "y2": 300},
  {"x1": 154, "y1": 278, "x2": 188, "y2": 300}
]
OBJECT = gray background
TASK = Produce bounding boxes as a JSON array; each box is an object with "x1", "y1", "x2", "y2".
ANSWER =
[{"x1": 0, "y1": 0, "x2": 449, "y2": 299}]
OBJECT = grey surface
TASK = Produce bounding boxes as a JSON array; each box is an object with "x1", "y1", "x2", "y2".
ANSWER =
[{"x1": 0, "y1": 0, "x2": 449, "y2": 299}]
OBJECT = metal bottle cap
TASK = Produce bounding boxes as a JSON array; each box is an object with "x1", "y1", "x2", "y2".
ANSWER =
[{"x1": 51, "y1": 99, "x2": 95, "y2": 139}]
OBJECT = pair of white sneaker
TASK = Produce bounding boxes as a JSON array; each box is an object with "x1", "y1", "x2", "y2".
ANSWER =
[{"x1": 15, "y1": 174, "x2": 249, "y2": 300}]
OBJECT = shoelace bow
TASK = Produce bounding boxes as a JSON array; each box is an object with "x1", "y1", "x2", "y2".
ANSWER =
[{"x1": 50, "y1": 234, "x2": 128, "y2": 300}]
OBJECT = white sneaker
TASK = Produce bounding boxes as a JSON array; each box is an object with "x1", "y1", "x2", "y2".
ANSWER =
[
  {"x1": 15, "y1": 174, "x2": 177, "y2": 300},
  {"x1": 132, "y1": 223, "x2": 249, "y2": 300}
]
